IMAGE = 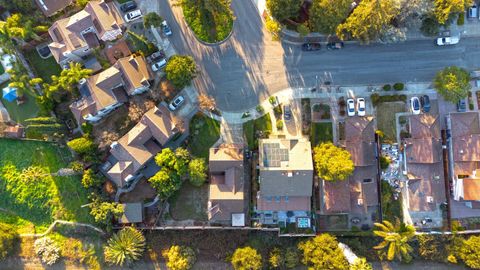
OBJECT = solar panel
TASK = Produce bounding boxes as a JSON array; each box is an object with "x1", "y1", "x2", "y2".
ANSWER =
[{"x1": 263, "y1": 143, "x2": 289, "y2": 167}]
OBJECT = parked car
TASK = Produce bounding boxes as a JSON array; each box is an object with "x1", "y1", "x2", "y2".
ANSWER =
[
  {"x1": 151, "y1": 59, "x2": 167, "y2": 72},
  {"x1": 436, "y1": 36, "x2": 460, "y2": 46},
  {"x1": 420, "y1": 95, "x2": 431, "y2": 113},
  {"x1": 283, "y1": 105, "x2": 292, "y2": 121},
  {"x1": 301, "y1": 43, "x2": 321, "y2": 51},
  {"x1": 357, "y1": 98, "x2": 366, "y2": 116},
  {"x1": 347, "y1": 98, "x2": 355, "y2": 116},
  {"x1": 120, "y1": 1, "x2": 137, "y2": 12},
  {"x1": 169, "y1": 95, "x2": 185, "y2": 111},
  {"x1": 124, "y1": 9, "x2": 142, "y2": 23},
  {"x1": 457, "y1": 99, "x2": 467, "y2": 112},
  {"x1": 410, "y1": 97, "x2": 421, "y2": 114},
  {"x1": 146, "y1": 51, "x2": 165, "y2": 63},
  {"x1": 468, "y1": 5, "x2": 478, "y2": 18},
  {"x1": 326, "y1": 42, "x2": 344, "y2": 50},
  {"x1": 162, "y1": 20, "x2": 172, "y2": 36}
]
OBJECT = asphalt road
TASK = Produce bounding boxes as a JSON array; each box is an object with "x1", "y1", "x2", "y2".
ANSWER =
[{"x1": 159, "y1": 0, "x2": 480, "y2": 112}]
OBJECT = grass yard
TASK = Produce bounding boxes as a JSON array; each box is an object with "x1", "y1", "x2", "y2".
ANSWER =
[
  {"x1": 376, "y1": 102, "x2": 406, "y2": 143},
  {"x1": 0, "y1": 82, "x2": 39, "y2": 124},
  {"x1": 188, "y1": 113, "x2": 220, "y2": 159},
  {"x1": 381, "y1": 180, "x2": 402, "y2": 222},
  {"x1": 243, "y1": 113, "x2": 273, "y2": 150},
  {"x1": 0, "y1": 139, "x2": 92, "y2": 233},
  {"x1": 310, "y1": 122, "x2": 333, "y2": 146},
  {"x1": 23, "y1": 49, "x2": 61, "y2": 83},
  {"x1": 169, "y1": 182, "x2": 208, "y2": 221}
]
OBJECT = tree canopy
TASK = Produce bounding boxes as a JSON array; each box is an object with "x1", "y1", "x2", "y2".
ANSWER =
[
  {"x1": 433, "y1": 66, "x2": 470, "y2": 103},
  {"x1": 231, "y1": 246, "x2": 262, "y2": 270},
  {"x1": 373, "y1": 220, "x2": 416, "y2": 262},
  {"x1": 351, "y1": 257, "x2": 373, "y2": 270},
  {"x1": 162, "y1": 245, "x2": 196, "y2": 270},
  {"x1": 89, "y1": 197, "x2": 123, "y2": 225},
  {"x1": 313, "y1": 142, "x2": 354, "y2": 181},
  {"x1": 0, "y1": 222, "x2": 18, "y2": 260},
  {"x1": 459, "y1": 235, "x2": 480, "y2": 269},
  {"x1": 67, "y1": 136, "x2": 96, "y2": 156},
  {"x1": 104, "y1": 227, "x2": 146, "y2": 266},
  {"x1": 165, "y1": 55, "x2": 197, "y2": 89},
  {"x1": 336, "y1": 0, "x2": 400, "y2": 43},
  {"x1": 266, "y1": 0, "x2": 302, "y2": 22},
  {"x1": 188, "y1": 158, "x2": 207, "y2": 186},
  {"x1": 148, "y1": 168, "x2": 182, "y2": 198},
  {"x1": 309, "y1": 0, "x2": 352, "y2": 34},
  {"x1": 144, "y1": 12, "x2": 163, "y2": 28},
  {"x1": 434, "y1": 0, "x2": 472, "y2": 24},
  {"x1": 298, "y1": 234, "x2": 349, "y2": 270}
]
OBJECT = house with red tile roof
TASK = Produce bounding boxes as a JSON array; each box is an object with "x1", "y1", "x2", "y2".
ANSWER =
[
  {"x1": 320, "y1": 116, "x2": 380, "y2": 231},
  {"x1": 207, "y1": 145, "x2": 246, "y2": 226},
  {"x1": 449, "y1": 112, "x2": 480, "y2": 218},
  {"x1": 48, "y1": 0, "x2": 124, "y2": 66},
  {"x1": 403, "y1": 114, "x2": 446, "y2": 228}
]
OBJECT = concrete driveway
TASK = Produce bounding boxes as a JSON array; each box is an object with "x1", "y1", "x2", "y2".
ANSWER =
[{"x1": 158, "y1": 0, "x2": 480, "y2": 112}]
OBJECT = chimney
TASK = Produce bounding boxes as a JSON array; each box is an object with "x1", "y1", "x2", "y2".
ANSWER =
[{"x1": 110, "y1": 141, "x2": 118, "y2": 149}]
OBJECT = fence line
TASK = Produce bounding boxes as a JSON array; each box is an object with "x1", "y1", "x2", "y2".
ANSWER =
[{"x1": 20, "y1": 220, "x2": 105, "y2": 238}]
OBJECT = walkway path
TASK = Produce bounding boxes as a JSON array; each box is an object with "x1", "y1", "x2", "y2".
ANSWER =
[{"x1": 20, "y1": 220, "x2": 105, "y2": 238}]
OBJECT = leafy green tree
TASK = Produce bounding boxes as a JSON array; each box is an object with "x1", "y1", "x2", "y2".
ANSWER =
[
  {"x1": 231, "y1": 246, "x2": 262, "y2": 270},
  {"x1": 188, "y1": 158, "x2": 207, "y2": 186},
  {"x1": 44, "y1": 62, "x2": 92, "y2": 101},
  {"x1": 67, "y1": 136, "x2": 96, "y2": 156},
  {"x1": 373, "y1": 220, "x2": 416, "y2": 262},
  {"x1": 165, "y1": 55, "x2": 197, "y2": 89},
  {"x1": 433, "y1": 66, "x2": 471, "y2": 103},
  {"x1": 337, "y1": 0, "x2": 400, "y2": 43},
  {"x1": 155, "y1": 148, "x2": 189, "y2": 176},
  {"x1": 81, "y1": 169, "x2": 103, "y2": 189},
  {"x1": 0, "y1": 222, "x2": 18, "y2": 259},
  {"x1": 265, "y1": 15, "x2": 282, "y2": 41},
  {"x1": 309, "y1": 0, "x2": 352, "y2": 34},
  {"x1": 459, "y1": 235, "x2": 480, "y2": 269},
  {"x1": 89, "y1": 197, "x2": 123, "y2": 225},
  {"x1": 297, "y1": 234, "x2": 349, "y2": 270},
  {"x1": 434, "y1": 0, "x2": 472, "y2": 24},
  {"x1": 104, "y1": 227, "x2": 146, "y2": 266},
  {"x1": 148, "y1": 168, "x2": 182, "y2": 198},
  {"x1": 144, "y1": 12, "x2": 163, "y2": 28},
  {"x1": 313, "y1": 142, "x2": 354, "y2": 181},
  {"x1": 162, "y1": 245, "x2": 196, "y2": 270},
  {"x1": 266, "y1": 0, "x2": 301, "y2": 21},
  {"x1": 351, "y1": 257, "x2": 373, "y2": 270}
]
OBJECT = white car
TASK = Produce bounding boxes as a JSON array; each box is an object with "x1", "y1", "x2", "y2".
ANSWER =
[
  {"x1": 169, "y1": 95, "x2": 185, "y2": 111},
  {"x1": 436, "y1": 36, "x2": 460, "y2": 46},
  {"x1": 151, "y1": 59, "x2": 167, "y2": 72},
  {"x1": 410, "y1": 97, "x2": 421, "y2": 115},
  {"x1": 347, "y1": 98, "x2": 355, "y2": 116},
  {"x1": 162, "y1": 20, "x2": 172, "y2": 36},
  {"x1": 124, "y1": 9, "x2": 142, "y2": 22},
  {"x1": 357, "y1": 98, "x2": 366, "y2": 116}
]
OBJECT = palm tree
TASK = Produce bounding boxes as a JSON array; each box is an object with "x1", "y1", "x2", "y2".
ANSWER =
[
  {"x1": 373, "y1": 220, "x2": 416, "y2": 262},
  {"x1": 104, "y1": 227, "x2": 146, "y2": 266}
]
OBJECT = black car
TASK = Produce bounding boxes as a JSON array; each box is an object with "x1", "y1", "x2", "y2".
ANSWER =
[
  {"x1": 301, "y1": 43, "x2": 321, "y2": 51},
  {"x1": 326, "y1": 42, "x2": 344, "y2": 50},
  {"x1": 283, "y1": 105, "x2": 292, "y2": 121},
  {"x1": 420, "y1": 95, "x2": 431, "y2": 112},
  {"x1": 120, "y1": 1, "x2": 137, "y2": 12}
]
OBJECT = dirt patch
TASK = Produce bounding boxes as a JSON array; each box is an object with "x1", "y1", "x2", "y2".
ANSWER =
[
  {"x1": 104, "y1": 39, "x2": 132, "y2": 65},
  {"x1": 169, "y1": 183, "x2": 208, "y2": 221},
  {"x1": 119, "y1": 178, "x2": 157, "y2": 203}
]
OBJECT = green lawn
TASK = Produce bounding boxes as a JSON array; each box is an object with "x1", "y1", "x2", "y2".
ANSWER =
[
  {"x1": 23, "y1": 49, "x2": 61, "y2": 83},
  {"x1": 376, "y1": 102, "x2": 406, "y2": 143},
  {"x1": 243, "y1": 113, "x2": 273, "y2": 150},
  {"x1": 188, "y1": 113, "x2": 221, "y2": 159},
  {"x1": 310, "y1": 122, "x2": 333, "y2": 146},
  {"x1": 0, "y1": 81, "x2": 39, "y2": 124},
  {"x1": 169, "y1": 183, "x2": 208, "y2": 221},
  {"x1": 0, "y1": 139, "x2": 92, "y2": 233}
]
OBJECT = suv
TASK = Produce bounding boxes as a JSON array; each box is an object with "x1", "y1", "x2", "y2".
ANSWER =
[
  {"x1": 436, "y1": 36, "x2": 460, "y2": 46},
  {"x1": 151, "y1": 59, "x2": 167, "y2": 72},
  {"x1": 169, "y1": 95, "x2": 185, "y2": 111},
  {"x1": 162, "y1": 21, "x2": 172, "y2": 36},
  {"x1": 347, "y1": 99, "x2": 355, "y2": 116},
  {"x1": 420, "y1": 95, "x2": 431, "y2": 113},
  {"x1": 410, "y1": 97, "x2": 421, "y2": 114},
  {"x1": 283, "y1": 105, "x2": 292, "y2": 121},
  {"x1": 124, "y1": 10, "x2": 142, "y2": 22},
  {"x1": 120, "y1": 1, "x2": 137, "y2": 12}
]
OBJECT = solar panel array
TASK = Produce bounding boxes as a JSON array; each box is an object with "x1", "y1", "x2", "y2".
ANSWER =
[{"x1": 263, "y1": 143, "x2": 289, "y2": 167}]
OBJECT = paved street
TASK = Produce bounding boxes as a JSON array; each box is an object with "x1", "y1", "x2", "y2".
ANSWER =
[{"x1": 158, "y1": 0, "x2": 480, "y2": 112}]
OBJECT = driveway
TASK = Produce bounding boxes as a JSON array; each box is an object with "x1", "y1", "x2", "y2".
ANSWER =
[{"x1": 158, "y1": 0, "x2": 480, "y2": 112}]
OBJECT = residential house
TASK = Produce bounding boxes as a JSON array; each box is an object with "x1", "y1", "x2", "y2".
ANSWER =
[
  {"x1": 449, "y1": 112, "x2": 480, "y2": 218},
  {"x1": 105, "y1": 105, "x2": 183, "y2": 187},
  {"x1": 35, "y1": 0, "x2": 73, "y2": 17},
  {"x1": 70, "y1": 54, "x2": 153, "y2": 125},
  {"x1": 256, "y1": 138, "x2": 313, "y2": 228},
  {"x1": 48, "y1": 0, "x2": 124, "y2": 66},
  {"x1": 403, "y1": 114, "x2": 446, "y2": 228},
  {"x1": 207, "y1": 145, "x2": 246, "y2": 226},
  {"x1": 119, "y1": 202, "x2": 144, "y2": 224},
  {"x1": 321, "y1": 116, "x2": 379, "y2": 230}
]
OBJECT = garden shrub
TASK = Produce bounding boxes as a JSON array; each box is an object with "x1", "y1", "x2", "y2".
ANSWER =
[
  {"x1": 393, "y1": 83, "x2": 404, "y2": 91},
  {"x1": 34, "y1": 237, "x2": 61, "y2": 265},
  {"x1": 284, "y1": 247, "x2": 299, "y2": 269},
  {"x1": 380, "y1": 156, "x2": 390, "y2": 170},
  {"x1": 273, "y1": 105, "x2": 282, "y2": 116},
  {"x1": 0, "y1": 222, "x2": 18, "y2": 259},
  {"x1": 269, "y1": 247, "x2": 284, "y2": 269},
  {"x1": 418, "y1": 234, "x2": 449, "y2": 262},
  {"x1": 457, "y1": 13, "x2": 464, "y2": 25},
  {"x1": 459, "y1": 236, "x2": 480, "y2": 269},
  {"x1": 256, "y1": 105, "x2": 264, "y2": 113},
  {"x1": 383, "y1": 84, "x2": 391, "y2": 91},
  {"x1": 25, "y1": 123, "x2": 65, "y2": 139},
  {"x1": 162, "y1": 245, "x2": 196, "y2": 270},
  {"x1": 276, "y1": 119, "x2": 283, "y2": 130},
  {"x1": 269, "y1": 96, "x2": 277, "y2": 105}
]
